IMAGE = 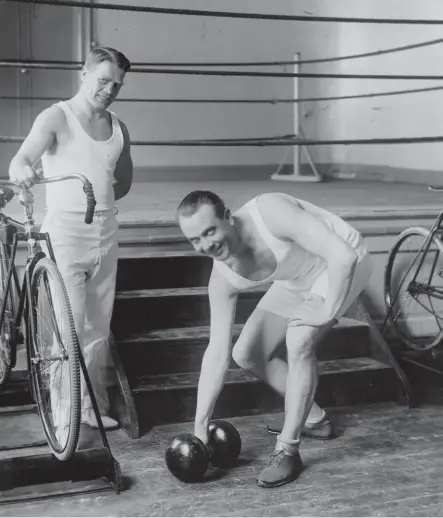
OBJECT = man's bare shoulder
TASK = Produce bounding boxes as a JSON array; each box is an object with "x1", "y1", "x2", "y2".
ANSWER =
[
  {"x1": 257, "y1": 193, "x2": 304, "y2": 219},
  {"x1": 34, "y1": 105, "x2": 67, "y2": 132},
  {"x1": 254, "y1": 193, "x2": 308, "y2": 241}
]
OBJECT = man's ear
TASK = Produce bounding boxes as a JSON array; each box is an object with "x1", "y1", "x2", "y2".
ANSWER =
[
  {"x1": 80, "y1": 66, "x2": 88, "y2": 82},
  {"x1": 225, "y1": 208, "x2": 233, "y2": 222}
]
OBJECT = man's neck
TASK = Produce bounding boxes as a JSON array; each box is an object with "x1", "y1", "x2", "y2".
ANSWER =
[
  {"x1": 230, "y1": 216, "x2": 254, "y2": 260},
  {"x1": 69, "y1": 95, "x2": 106, "y2": 120}
]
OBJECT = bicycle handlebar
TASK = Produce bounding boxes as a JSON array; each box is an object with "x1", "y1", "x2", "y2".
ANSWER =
[{"x1": 0, "y1": 174, "x2": 96, "y2": 224}]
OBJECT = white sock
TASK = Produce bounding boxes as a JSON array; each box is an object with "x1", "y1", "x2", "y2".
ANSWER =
[
  {"x1": 305, "y1": 409, "x2": 326, "y2": 426},
  {"x1": 276, "y1": 435, "x2": 301, "y2": 455}
]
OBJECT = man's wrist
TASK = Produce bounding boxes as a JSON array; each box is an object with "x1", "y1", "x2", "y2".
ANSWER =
[
  {"x1": 195, "y1": 418, "x2": 209, "y2": 429},
  {"x1": 321, "y1": 301, "x2": 338, "y2": 321}
]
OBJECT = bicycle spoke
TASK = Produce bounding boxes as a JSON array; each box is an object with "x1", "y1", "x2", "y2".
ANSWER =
[
  {"x1": 0, "y1": 242, "x2": 14, "y2": 385},
  {"x1": 30, "y1": 258, "x2": 81, "y2": 460}
]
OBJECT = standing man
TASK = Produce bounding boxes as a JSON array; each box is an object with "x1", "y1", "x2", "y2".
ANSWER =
[
  {"x1": 177, "y1": 191, "x2": 372, "y2": 487},
  {"x1": 9, "y1": 47, "x2": 133, "y2": 429}
]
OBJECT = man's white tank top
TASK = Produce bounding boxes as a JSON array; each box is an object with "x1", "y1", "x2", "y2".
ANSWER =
[
  {"x1": 41, "y1": 101, "x2": 124, "y2": 212},
  {"x1": 214, "y1": 193, "x2": 367, "y2": 292}
]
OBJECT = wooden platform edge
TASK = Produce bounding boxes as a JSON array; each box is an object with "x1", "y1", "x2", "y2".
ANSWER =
[
  {"x1": 347, "y1": 294, "x2": 413, "y2": 408},
  {"x1": 107, "y1": 332, "x2": 140, "y2": 439}
]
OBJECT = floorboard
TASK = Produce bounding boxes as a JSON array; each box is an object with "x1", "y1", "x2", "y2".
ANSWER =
[{"x1": 2, "y1": 397, "x2": 443, "y2": 516}]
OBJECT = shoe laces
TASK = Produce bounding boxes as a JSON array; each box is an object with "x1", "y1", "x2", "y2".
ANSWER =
[{"x1": 266, "y1": 449, "x2": 288, "y2": 467}]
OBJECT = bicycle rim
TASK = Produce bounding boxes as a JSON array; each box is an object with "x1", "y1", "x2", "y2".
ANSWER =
[
  {"x1": 30, "y1": 257, "x2": 81, "y2": 461},
  {"x1": 385, "y1": 228, "x2": 443, "y2": 350},
  {"x1": 0, "y1": 242, "x2": 15, "y2": 386}
]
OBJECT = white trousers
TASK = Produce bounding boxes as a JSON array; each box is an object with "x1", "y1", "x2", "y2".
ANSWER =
[{"x1": 41, "y1": 209, "x2": 118, "y2": 414}]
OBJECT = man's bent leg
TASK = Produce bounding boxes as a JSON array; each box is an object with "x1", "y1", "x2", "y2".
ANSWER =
[
  {"x1": 233, "y1": 305, "x2": 327, "y2": 428},
  {"x1": 232, "y1": 308, "x2": 287, "y2": 390},
  {"x1": 266, "y1": 254, "x2": 373, "y2": 439},
  {"x1": 280, "y1": 323, "x2": 335, "y2": 440},
  {"x1": 257, "y1": 322, "x2": 335, "y2": 488}
]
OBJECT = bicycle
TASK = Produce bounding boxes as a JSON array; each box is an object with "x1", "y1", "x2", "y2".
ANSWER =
[
  {"x1": 384, "y1": 185, "x2": 443, "y2": 352},
  {"x1": 0, "y1": 174, "x2": 96, "y2": 461}
]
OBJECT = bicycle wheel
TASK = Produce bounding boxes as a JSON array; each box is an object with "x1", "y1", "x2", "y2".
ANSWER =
[
  {"x1": 0, "y1": 241, "x2": 16, "y2": 386},
  {"x1": 385, "y1": 227, "x2": 443, "y2": 350},
  {"x1": 29, "y1": 257, "x2": 81, "y2": 461}
]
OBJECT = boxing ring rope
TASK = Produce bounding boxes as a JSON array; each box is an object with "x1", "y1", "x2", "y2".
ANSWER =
[
  {"x1": 7, "y1": 0, "x2": 443, "y2": 25},
  {"x1": 3, "y1": 135, "x2": 443, "y2": 147},
  {"x1": 3, "y1": 85, "x2": 443, "y2": 104},
  {"x1": 1, "y1": 37, "x2": 442, "y2": 68},
  {"x1": 3, "y1": 60, "x2": 443, "y2": 81}
]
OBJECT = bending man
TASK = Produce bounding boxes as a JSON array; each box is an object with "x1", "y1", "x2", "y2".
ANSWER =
[{"x1": 177, "y1": 191, "x2": 372, "y2": 488}]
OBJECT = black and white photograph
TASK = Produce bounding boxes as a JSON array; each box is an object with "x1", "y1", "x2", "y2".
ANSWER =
[{"x1": 0, "y1": 1, "x2": 443, "y2": 516}]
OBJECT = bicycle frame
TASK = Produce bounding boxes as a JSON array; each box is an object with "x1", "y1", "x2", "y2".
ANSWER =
[
  {"x1": 0, "y1": 174, "x2": 96, "y2": 373},
  {"x1": 0, "y1": 197, "x2": 60, "y2": 375}
]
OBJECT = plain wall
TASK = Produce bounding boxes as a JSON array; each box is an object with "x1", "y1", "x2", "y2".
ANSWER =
[
  {"x1": 0, "y1": 3, "x2": 82, "y2": 173},
  {"x1": 93, "y1": 0, "x2": 443, "y2": 173},
  {"x1": 296, "y1": 0, "x2": 443, "y2": 171},
  {"x1": 93, "y1": 0, "x2": 300, "y2": 169}
]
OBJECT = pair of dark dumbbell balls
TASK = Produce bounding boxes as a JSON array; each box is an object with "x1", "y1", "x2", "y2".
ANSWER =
[{"x1": 165, "y1": 420, "x2": 241, "y2": 482}]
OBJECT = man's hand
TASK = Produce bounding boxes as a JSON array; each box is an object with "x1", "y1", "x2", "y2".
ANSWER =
[
  {"x1": 0, "y1": 187, "x2": 15, "y2": 209},
  {"x1": 289, "y1": 294, "x2": 338, "y2": 328},
  {"x1": 9, "y1": 163, "x2": 42, "y2": 189}
]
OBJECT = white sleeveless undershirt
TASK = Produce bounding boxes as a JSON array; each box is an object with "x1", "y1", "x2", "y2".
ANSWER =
[
  {"x1": 214, "y1": 194, "x2": 367, "y2": 292},
  {"x1": 41, "y1": 101, "x2": 124, "y2": 212}
]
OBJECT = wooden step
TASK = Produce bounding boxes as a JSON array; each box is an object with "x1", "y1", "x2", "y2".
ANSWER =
[
  {"x1": 118, "y1": 245, "x2": 193, "y2": 260},
  {"x1": 116, "y1": 319, "x2": 370, "y2": 377},
  {"x1": 133, "y1": 357, "x2": 390, "y2": 392},
  {"x1": 0, "y1": 371, "x2": 32, "y2": 408},
  {"x1": 112, "y1": 286, "x2": 269, "y2": 334},
  {"x1": 116, "y1": 255, "x2": 211, "y2": 291},
  {"x1": 115, "y1": 285, "x2": 268, "y2": 299},
  {"x1": 118, "y1": 233, "x2": 185, "y2": 246},
  {"x1": 130, "y1": 357, "x2": 400, "y2": 428}
]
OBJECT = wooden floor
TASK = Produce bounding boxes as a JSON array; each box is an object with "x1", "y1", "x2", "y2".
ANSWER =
[
  {"x1": 3, "y1": 178, "x2": 443, "y2": 224},
  {"x1": 3, "y1": 397, "x2": 443, "y2": 517}
]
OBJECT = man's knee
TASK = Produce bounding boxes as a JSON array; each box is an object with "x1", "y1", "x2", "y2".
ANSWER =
[
  {"x1": 286, "y1": 338, "x2": 316, "y2": 363},
  {"x1": 232, "y1": 341, "x2": 256, "y2": 369},
  {"x1": 232, "y1": 335, "x2": 270, "y2": 370},
  {"x1": 285, "y1": 324, "x2": 332, "y2": 363}
]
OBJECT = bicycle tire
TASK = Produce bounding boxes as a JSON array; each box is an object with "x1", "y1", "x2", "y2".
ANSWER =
[
  {"x1": 0, "y1": 241, "x2": 16, "y2": 386},
  {"x1": 29, "y1": 257, "x2": 81, "y2": 461},
  {"x1": 385, "y1": 227, "x2": 443, "y2": 350}
]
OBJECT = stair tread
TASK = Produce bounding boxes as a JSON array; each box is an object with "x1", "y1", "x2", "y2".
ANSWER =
[
  {"x1": 115, "y1": 285, "x2": 271, "y2": 299},
  {"x1": 119, "y1": 234, "x2": 185, "y2": 245},
  {"x1": 133, "y1": 357, "x2": 390, "y2": 392},
  {"x1": 118, "y1": 248, "x2": 195, "y2": 259},
  {"x1": 120, "y1": 318, "x2": 368, "y2": 343}
]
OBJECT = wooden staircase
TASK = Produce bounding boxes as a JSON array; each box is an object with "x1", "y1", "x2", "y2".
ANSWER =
[
  {"x1": 108, "y1": 224, "x2": 410, "y2": 438},
  {"x1": 2, "y1": 220, "x2": 412, "y2": 438}
]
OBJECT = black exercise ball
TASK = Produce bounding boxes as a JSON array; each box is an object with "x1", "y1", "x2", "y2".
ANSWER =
[
  {"x1": 208, "y1": 420, "x2": 242, "y2": 468},
  {"x1": 165, "y1": 433, "x2": 210, "y2": 482}
]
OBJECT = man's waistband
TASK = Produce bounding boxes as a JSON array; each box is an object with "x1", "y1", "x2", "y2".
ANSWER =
[{"x1": 45, "y1": 207, "x2": 119, "y2": 216}]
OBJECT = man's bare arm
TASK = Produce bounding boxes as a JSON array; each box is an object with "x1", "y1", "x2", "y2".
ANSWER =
[
  {"x1": 9, "y1": 106, "x2": 63, "y2": 187},
  {"x1": 113, "y1": 121, "x2": 133, "y2": 201},
  {"x1": 259, "y1": 193, "x2": 358, "y2": 319},
  {"x1": 194, "y1": 266, "x2": 238, "y2": 442}
]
